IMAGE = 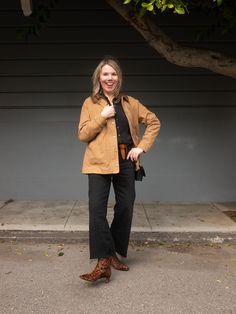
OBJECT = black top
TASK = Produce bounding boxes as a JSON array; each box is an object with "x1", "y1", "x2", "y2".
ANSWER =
[
  {"x1": 101, "y1": 93, "x2": 133, "y2": 146},
  {"x1": 113, "y1": 99, "x2": 133, "y2": 145}
]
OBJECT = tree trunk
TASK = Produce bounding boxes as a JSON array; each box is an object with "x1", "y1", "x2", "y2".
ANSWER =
[{"x1": 105, "y1": 0, "x2": 236, "y2": 79}]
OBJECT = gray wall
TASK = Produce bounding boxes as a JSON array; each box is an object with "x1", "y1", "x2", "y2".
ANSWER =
[{"x1": 0, "y1": 0, "x2": 235, "y2": 201}]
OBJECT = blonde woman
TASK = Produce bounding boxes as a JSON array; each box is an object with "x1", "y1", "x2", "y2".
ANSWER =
[{"x1": 78, "y1": 57, "x2": 161, "y2": 283}]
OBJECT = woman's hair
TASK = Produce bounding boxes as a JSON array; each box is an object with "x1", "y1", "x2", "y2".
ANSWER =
[{"x1": 91, "y1": 56, "x2": 123, "y2": 102}]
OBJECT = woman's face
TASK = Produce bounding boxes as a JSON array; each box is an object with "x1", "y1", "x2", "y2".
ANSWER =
[{"x1": 99, "y1": 64, "x2": 118, "y2": 96}]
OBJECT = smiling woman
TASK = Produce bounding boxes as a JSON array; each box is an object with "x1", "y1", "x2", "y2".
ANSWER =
[
  {"x1": 91, "y1": 57, "x2": 123, "y2": 103},
  {"x1": 78, "y1": 57, "x2": 161, "y2": 283},
  {"x1": 99, "y1": 64, "x2": 119, "y2": 100}
]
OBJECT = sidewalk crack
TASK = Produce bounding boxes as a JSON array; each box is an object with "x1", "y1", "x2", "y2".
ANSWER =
[
  {"x1": 0, "y1": 199, "x2": 14, "y2": 210},
  {"x1": 141, "y1": 201, "x2": 152, "y2": 230},
  {"x1": 64, "y1": 200, "x2": 77, "y2": 229}
]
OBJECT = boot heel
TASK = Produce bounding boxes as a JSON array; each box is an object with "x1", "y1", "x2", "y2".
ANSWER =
[
  {"x1": 105, "y1": 276, "x2": 110, "y2": 283},
  {"x1": 103, "y1": 268, "x2": 111, "y2": 283},
  {"x1": 80, "y1": 257, "x2": 111, "y2": 283}
]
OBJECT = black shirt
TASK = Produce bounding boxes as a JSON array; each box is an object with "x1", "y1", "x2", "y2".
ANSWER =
[
  {"x1": 101, "y1": 94, "x2": 133, "y2": 146},
  {"x1": 113, "y1": 99, "x2": 133, "y2": 146}
]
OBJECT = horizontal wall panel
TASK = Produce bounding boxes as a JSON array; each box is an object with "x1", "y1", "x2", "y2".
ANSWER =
[
  {"x1": 0, "y1": 108, "x2": 81, "y2": 122},
  {"x1": 0, "y1": 92, "x2": 235, "y2": 108},
  {"x1": 0, "y1": 0, "x2": 111, "y2": 10},
  {"x1": 0, "y1": 27, "x2": 144, "y2": 41},
  {"x1": 0, "y1": 16, "x2": 217, "y2": 28},
  {"x1": 1, "y1": 27, "x2": 235, "y2": 43},
  {"x1": 0, "y1": 43, "x2": 236, "y2": 60},
  {"x1": 1, "y1": 22, "x2": 236, "y2": 42},
  {"x1": 163, "y1": 27, "x2": 236, "y2": 42},
  {"x1": 0, "y1": 10, "x2": 125, "y2": 25},
  {"x1": 1, "y1": 107, "x2": 235, "y2": 123},
  {"x1": 0, "y1": 59, "x2": 215, "y2": 76},
  {"x1": 0, "y1": 43, "x2": 158, "y2": 59},
  {"x1": 0, "y1": 93, "x2": 86, "y2": 108},
  {"x1": 0, "y1": 2, "x2": 21, "y2": 9},
  {"x1": 0, "y1": 12, "x2": 214, "y2": 27},
  {"x1": 1, "y1": 76, "x2": 235, "y2": 93},
  {"x1": 0, "y1": 6, "x2": 228, "y2": 27},
  {"x1": 125, "y1": 76, "x2": 236, "y2": 92},
  {"x1": 0, "y1": 3, "x2": 119, "y2": 32},
  {"x1": 0, "y1": 107, "x2": 235, "y2": 201}
]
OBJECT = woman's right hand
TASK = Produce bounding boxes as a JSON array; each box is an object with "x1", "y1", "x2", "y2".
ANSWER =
[{"x1": 101, "y1": 105, "x2": 116, "y2": 119}]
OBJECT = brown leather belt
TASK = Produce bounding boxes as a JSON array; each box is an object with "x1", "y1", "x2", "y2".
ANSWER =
[{"x1": 118, "y1": 144, "x2": 132, "y2": 160}]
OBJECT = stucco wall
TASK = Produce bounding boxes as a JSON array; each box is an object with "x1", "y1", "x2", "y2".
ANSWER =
[{"x1": 0, "y1": 0, "x2": 235, "y2": 201}]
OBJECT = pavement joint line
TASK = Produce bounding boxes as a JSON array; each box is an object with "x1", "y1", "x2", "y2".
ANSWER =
[
  {"x1": 211, "y1": 202, "x2": 236, "y2": 223},
  {"x1": 212, "y1": 202, "x2": 224, "y2": 211},
  {"x1": 141, "y1": 201, "x2": 152, "y2": 231},
  {"x1": 0, "y1": 199, "x2": 14, "y2": 210},
  {"x1": 63, "y1": 200, "x2": 77, "y2": 229},
  {"x1": 210, "y1": 202, "x2": 220, "y2": 211}
]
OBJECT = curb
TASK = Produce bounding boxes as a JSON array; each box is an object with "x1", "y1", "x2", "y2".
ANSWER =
[{"x1": 1, "y1": 230, "x2": 236, "y2": 244}]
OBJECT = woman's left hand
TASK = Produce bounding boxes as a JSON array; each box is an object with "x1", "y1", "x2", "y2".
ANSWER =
[{"x1": 127, "y1": 147, "x2": 143, "y2": 161}]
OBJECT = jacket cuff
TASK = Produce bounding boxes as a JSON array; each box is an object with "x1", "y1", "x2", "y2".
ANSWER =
[
  {"x1": 137, "y1": 142, "x2": 150, "y2": 153},
  {"x1": 94, "y1": 114, "x2": 107, "y2": 127}
]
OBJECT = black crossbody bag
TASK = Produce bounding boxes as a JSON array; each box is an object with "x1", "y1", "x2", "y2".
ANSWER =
[{"x1": 135, "y1": 165, "x2": 146, "y2": 181}]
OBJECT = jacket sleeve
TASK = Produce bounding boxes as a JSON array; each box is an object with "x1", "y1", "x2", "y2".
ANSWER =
[
  {"x1": 78, "y1": 99, "x2": 107, "y2": 142},
  {"x1": 136, "y1": 100, "x2": 161, "y2": 152}
]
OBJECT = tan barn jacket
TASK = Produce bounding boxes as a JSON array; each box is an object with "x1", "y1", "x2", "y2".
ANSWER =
[{"x1": 78, "y1": 95, "x2": 161, "y2": 174}]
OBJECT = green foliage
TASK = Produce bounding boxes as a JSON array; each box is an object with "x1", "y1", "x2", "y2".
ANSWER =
[
  {"x1": 213, "y1": 0, "x2": 223, "y2": 6},
  {"x1": 123, "y1": 0, "x2": 224, "y2": 16},
  {"x1": 123, "y1": 0, "x2": 236, "y2": 36},
  {"x1": 124, "y1": 0, "x2": 188, "y2": 16},
  {"x1": 17, "y1": 0, "x2": 236, "y2": 40}
]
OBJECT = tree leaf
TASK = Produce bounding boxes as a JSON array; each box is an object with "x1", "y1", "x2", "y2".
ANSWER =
[
  {"x1": 174, "y1": 6, "x2": 185, "y2": 14},
  {"x1": 147, "y1": 4, "x2": 154, "y2": 11}
]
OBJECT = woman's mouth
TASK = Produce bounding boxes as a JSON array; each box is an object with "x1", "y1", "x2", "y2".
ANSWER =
[{"x1": 106, "y1": 82, "x2": 114, "y2": 86}]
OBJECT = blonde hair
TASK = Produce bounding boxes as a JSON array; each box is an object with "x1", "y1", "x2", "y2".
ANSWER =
[{"x1": 91, "y1": 57, "x2": 123, "y2": 102}]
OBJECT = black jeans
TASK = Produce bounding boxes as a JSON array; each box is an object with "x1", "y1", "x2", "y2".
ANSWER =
[{"x1": 88, "y1": 158, "x2": 135, "y2": 259}]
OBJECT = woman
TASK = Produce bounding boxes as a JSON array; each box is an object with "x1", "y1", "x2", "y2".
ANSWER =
[{"x1": 78, "y1": 57, "x2": 161, "y2": 283}]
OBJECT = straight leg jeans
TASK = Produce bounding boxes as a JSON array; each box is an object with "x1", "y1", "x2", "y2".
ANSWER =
[{"x1": 88, "y1": 158, "x2": 135, "y2": 259}]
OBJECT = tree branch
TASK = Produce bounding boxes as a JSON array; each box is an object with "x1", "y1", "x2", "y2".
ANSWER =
[
  {"x1": 105, "y1": 0, "x2": 236, "y2": 78},
  {"x1": 20, "y1": 0, "x2": 33, "y2": 16}
]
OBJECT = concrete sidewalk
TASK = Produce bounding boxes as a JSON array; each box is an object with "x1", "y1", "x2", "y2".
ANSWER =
[{"x1": 0, "y1": 200, "x2": 236, "y2": 243}]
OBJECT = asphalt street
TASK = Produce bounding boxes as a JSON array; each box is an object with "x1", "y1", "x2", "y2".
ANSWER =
[{"x1": 1, "y1": 241, "x2": 236, "y2": 314}]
